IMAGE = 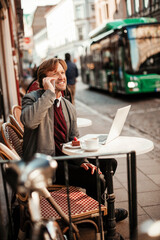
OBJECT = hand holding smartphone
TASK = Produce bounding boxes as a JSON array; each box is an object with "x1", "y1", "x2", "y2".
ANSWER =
[{"x1": 42, "y1": 77, "x2": 56, "y2": 93}]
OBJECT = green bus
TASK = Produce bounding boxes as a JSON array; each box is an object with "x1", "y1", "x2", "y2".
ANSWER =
[{"x1": 80, "y1": 17, "x2": 160, "y2": 94}]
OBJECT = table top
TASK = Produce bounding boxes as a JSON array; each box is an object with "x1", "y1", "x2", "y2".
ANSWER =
[
  {"x1": 63, "y1": 134, "x2": 154, "y2": 158},
  {"x1": 77, "y1": 118, "x2": 92, "y2": 128}
]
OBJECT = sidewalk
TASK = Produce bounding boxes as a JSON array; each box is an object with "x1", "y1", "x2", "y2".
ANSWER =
[{"x1": 75, "y1": 99, "x2": 160, "y2": 239}]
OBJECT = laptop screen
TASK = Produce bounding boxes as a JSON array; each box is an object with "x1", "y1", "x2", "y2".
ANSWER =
[
  {"x1": 98, "y1": 105, "x2": 131, "y2": 144},
  {"x1": 106, "y1": 105, "x2": 131, "y2": 143}
]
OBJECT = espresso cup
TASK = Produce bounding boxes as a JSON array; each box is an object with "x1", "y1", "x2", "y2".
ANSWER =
[{"x1": 83, "y1": 137, "x2": 99, "y2": 149}]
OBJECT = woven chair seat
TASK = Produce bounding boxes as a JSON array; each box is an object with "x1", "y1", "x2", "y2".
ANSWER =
[{"x1": 40, "y1": 186, "x2": 107, "y2": 221}]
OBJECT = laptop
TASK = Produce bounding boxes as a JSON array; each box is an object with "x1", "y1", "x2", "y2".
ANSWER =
[{"x1": 98, "y1": 105, "x2": 131, "y2": 144}]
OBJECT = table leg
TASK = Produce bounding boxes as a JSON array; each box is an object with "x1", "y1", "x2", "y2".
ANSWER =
[
  {"x1": 64, "y1": 161, "x2": 74, "y2": 240},
  {"x1": 105, "y1": 160, "x2": 122, "y2": 240},
  {"x1": 127, "y1": 151, "x2": 138, "y2": 240}
]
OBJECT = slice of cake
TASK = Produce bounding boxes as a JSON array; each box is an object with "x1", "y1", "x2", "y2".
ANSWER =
[{"x1": 72, "y1": 137, "x2": 80, "y2": 146}]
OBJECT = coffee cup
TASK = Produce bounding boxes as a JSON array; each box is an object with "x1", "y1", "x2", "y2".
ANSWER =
[{"x1": 81, "y1": 137, "x2": 99, "y2": 150}]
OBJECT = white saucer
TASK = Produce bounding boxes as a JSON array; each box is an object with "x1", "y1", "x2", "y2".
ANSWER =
[
  {"x1": 64, "y1": 142, "x2": 81, "y2": 149},
  {"x1": 81, "y1": 145, "x2": 100, "y2": 152}
]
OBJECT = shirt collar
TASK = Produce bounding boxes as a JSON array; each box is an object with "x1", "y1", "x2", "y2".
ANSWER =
[{"x1": 55, "y1": 96, "x2": 61, "y2": 108}]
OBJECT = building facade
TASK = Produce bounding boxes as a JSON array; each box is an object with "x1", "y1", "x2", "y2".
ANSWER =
[
  {"x1": 0, "y1": 0, "x2": 23, "y2": 121},
  {"x1": 94, "y1": 0, "x2": 127, "y2": 26},
  {"x1": 94, "y1": 0, "x2": 160, "y2": 27},
  {"x1": 125, "y1": 0, "x2": 160, "y2": 21},
  {"x1": 31, "y1": 6, "x2": 55, "y2": 66},
  {"x1": 45, "y1": 0, "x2": 96, "y2": 68}
]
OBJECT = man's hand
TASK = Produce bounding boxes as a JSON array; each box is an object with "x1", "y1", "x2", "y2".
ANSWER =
[
  {"x1": 80, "y1": 163, "x2": 102, "y2": 175},
  {"x1": 42, "y1": 77, "x2": 55, "y2": 93}
]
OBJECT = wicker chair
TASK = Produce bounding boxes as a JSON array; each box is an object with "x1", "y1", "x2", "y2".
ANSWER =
[
  {"x1": 1, "y1": 122, "x2": 23, "y2": 158},
  {"x1": 9, "y1": 114, "x2": 24, "y2": 135},
  {"x1": 11, "y1": 105, "x2": 24, "y2": 132},
  {"x1": 0, "y1": 142, "x2": 20, "y2": 160}
]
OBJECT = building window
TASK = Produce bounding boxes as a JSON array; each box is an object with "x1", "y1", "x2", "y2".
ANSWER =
[
  {"x1": 77, "y1": 26, "x2": 83, "y2": 40},
  {"x1": 75, "y1": 5, "x2": 84, "y2": 19},
  {"x1": 91, "y1": 22, "x2": 96, "y2": 31},
  {"x1": 105, "y1": 3, "x2": 109, "y2": 18},
  {"x1": 135, "y1": 0, "x2": 140, "y2": 13},
  {"x1": 90, "y1": 3, "x2": 95, "y2": 17},
  {"x1": 115, "y1": 0, "x2": 118, "y2": 12},
  {"x1": 126, "y1": 0, "x2": 132, "y2": 16},
  {"x1": 143, "y1": 0, "x2": 149, "y2": 8},
  {"x1": 99, "y1": 7, "x2": 102, "y2": 23},
  {"x1": 91, "y1": 3, "x2": 95, "y2": 11}
]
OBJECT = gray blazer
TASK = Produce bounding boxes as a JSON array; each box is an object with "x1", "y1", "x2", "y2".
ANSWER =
[{"x1": 21, "y1": 89, "x2": 87, "y2": 165}]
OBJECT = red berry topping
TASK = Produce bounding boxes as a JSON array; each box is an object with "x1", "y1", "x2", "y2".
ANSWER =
[{"x1": 74, "y1": 137, "x2": 78, "y2": 141}]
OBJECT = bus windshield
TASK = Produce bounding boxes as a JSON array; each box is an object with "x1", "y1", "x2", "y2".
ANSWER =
[{"x1": 125, "y1": 24, "x2": 160, "y2": 74}]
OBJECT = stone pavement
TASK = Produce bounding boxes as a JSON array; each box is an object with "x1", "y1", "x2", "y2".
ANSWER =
[{"x1": 75, "y1": 99, "x2": 160, "y2": 240}]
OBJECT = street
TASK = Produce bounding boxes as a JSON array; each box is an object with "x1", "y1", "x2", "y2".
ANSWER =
[
  {"x1": 76, "y1": 79, "x2": 160, "y2": 153},
  {"x1": 75, "y1": 79, "x2": 160, "y2": 239}
]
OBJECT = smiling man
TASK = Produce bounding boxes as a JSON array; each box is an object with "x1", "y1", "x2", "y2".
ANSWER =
[
  {"x1": 21, "y1": 58, "x2": 103, "y2": 195},
  {"x1": 21, "y1": 58, "x2": 128, "y2": 223}
]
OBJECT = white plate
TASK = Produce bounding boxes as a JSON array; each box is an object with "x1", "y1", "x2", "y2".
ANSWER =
[
  {"x1": 81, "y1": 145, "x2": 100, "y2": 152},
  {"x1": 64, "y1": 142, "x2": 81, "y2": 149}
]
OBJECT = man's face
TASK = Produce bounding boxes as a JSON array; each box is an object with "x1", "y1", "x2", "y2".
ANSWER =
[{"x1": 46, "y1": 63, "x2": 67, "y2": 93}]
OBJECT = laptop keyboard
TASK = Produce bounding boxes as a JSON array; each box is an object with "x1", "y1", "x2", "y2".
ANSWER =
[{"x1": 98, "y1": 135, "x2": 108, "y2": 144}]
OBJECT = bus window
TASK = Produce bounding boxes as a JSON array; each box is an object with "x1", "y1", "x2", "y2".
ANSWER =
[
  {"x1": 124, "y1": 39, "x2": 132, "y2": 73},
  {"x1": 92, "y1": 49, "x2": 102, "y2": 70},
  {"x1": 127, "y1": 24, "x2": 160, "y2": 74},
  {"x1": 92, "y1": 49, "x2": 102, "y2": 87},
  {"x1": 118, "y1": 47, "x2": 123, "y2": 80},
  {"x1": 102, "y1": 49, "x2": 113, "y2": 69}
]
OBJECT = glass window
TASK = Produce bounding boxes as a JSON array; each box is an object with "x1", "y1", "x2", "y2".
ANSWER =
[
  {"x1": 99, "y1": 7, "x2": 102, "y2": 23},
  {"x1": 90, "y1": 3, "x2": 95, "y2": 17},
  {"x1": 75, "y1": 5, "x2": 84, "y2": 19},
  {"x1": 77, "y1": 26, "x2": 83, "y2": 40},
  {"x1": 91, "y1": 3, "x2": 95, "y2": 11},
  {"x1": 144, "y1": 0, "x2": 149, "y2": 8},
  {"x1": 90, "y1": 22, "x2": 96, "y2": 31},
  {"x1": 102, "y1": 49, "x2": 113, "y2": 69},
  {"x1": 126, "y1": 0, "x2": 132, "y2": 16},
  {"x1": 135, "y1": 0, "x2": 140, "y2": 13},
  {"x1": 105, "y1": 3, "x2": 109, "y2": 18},
  {"x1": 126, "y1": 25, "x2": 160, "y2": 74}
]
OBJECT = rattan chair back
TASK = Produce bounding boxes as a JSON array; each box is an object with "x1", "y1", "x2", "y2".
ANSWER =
[
  {"x1": 1, "y1": 123, "x2": 23, "y2": 158},
  {"x1": 9, "y1": 115, "x2": 24, "y2": 135},
  {"x1": 0, "y1": 142, "x2": 20, "y2": 160},
  {"x1": 11, "y1": 105, "x2": 24, "y2": 131}
]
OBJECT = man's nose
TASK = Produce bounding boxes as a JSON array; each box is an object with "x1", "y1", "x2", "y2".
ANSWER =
[{"x1": 58, "y1": 73, "x2": 63, "y2": 78}]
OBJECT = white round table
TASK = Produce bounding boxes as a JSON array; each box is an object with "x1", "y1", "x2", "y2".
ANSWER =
[
  {"x1": 63, "y1": 134, "x2": 154, "y2": 158},
  {"x1": 77, "y1": 118, "x2": 92, "y2": 128},
  {"x1": 62, "y1": 134, "x2": 154, "y2": 239}
]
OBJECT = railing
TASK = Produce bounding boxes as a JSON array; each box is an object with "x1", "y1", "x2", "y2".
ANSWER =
[{"x1": 0, "y1": 150, "x2": 137, "y2": 240}]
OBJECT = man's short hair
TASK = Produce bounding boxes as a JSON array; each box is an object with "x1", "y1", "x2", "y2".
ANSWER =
[
  {"x1": 65, "y1": 53, "x2": 71, "y2": 61},
  {"x1": 37, "y1": 58, "x2": 67, "y2": 88}
]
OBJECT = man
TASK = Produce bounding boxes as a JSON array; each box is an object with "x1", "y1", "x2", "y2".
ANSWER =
[
  {"x1": 65, "y1": 53, "x2": 78, "y2": 104},
  {"x1": 21, "y1": 58, "x2": 127, "y2": 222}
]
